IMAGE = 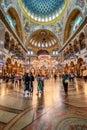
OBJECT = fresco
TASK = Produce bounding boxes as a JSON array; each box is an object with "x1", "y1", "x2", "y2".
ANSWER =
[
  {"x1": 21, "y1": 0, "x2": 87, "y2": 46},
  {"x1": 23, "y1": 17, "x2": 31, "y2": 43},
  {"x1": 71, "y1": 16, "x2": 83, "y2": 34},
  {"x1": 66, "y1": 0, "x2": 75, "y2": 16},
  {"x1": 6, "y1": 15, "x2": 16, "y2": 30},
  {"x1": 22, "y1": 15, "x2": 64, "y2": 45},
  {"x1": 22, "y1": 8, "x2": 67, "y2": 45},
  {"x1": 75, "y1": 0, "x2": 85, "y2": 9},
  {"x1": 13, "y1": 1, "x2": 21, "y2": 17},
  {"x1": 4, "y1": 0, "x2": 12, "y2": 7},
  {"x1": 3, "y1": 0, "x2": 21, "y2": 17},
  {"x1": 23, "y1": 16, "x2": 40, "y2": 43}
]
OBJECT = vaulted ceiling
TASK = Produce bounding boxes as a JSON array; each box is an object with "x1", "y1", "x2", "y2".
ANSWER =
[
  {"x1": 27, "y1": 29, "x2": 60, "y2": 52},
  {"x1": 18, "y1": 0, "x2": 68, "y2": 24}
]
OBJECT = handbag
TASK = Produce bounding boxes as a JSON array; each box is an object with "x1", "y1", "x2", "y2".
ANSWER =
[{"x1": 65, "y1": 79, "x2": 68, "y2": 83}]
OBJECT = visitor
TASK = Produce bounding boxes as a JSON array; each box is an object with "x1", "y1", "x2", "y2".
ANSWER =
[
  {"x1": 62, "y1": 72, "x2": 69, "y2": 97},
  {"x1": 29, "y1": 72, "x2": 34, "y2": 95},
  {"x1": 15, "y1": 74, "x2": 19, "y2": 87},
  {"x1": 54, "y1": 74, "x2": 57, "y2": 81},
  {"x1": 6, "y1": 74, "x2": 9, "y2": 83},
  {"x1": 11, "y1": 74, "x2": 15, "y2": 84},
  {"x1": 83, "y1": 69, "x2": 87, "y2": 82},
  {"x1": 24, "y1": 73, "x2": 30, "y2": 97},
  {"x1": 19, "y1": 75, "x2": 22, "y2": 86},
  {"x1": 70, "y1": 73, "x2": 75, "y2": 82},
  {"x1": 36, "y1": 74, "x2": 43, "y2": 96},
  {"x1": 41, "y1": 75, "x2": 45, "y2": 92}
]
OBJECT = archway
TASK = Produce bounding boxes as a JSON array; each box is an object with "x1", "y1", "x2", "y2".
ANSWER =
[
  {"x1": 6, "y1": 58, "x2": 12, "y2": 74},
  {"x1": 79, "y1": 32, "x2": 86, "y2": 50},
  {"x1": 69, "y1": 61, "x2": 75, "y2": 73},
  {"x1": 13, "y1": 61, "x2": 18, "y2": 74},
  {"x1": 7, "y1": 7, "x2": 23, "y2": 41},
  {"x1": 37, "y1": 50, "x2": 49, "y2": 56},
  {"x1": 77, "y1": 58, "x2": 84, "y2": 76},
  {"x1": 6, "y1": 58, "x2": 11, "y2": 65},
  {"x1": 10, "y1": 38, "x2": 15, "y2": 52},
  {"x1": 64, "y1": 8, "x2": 83, "y2": 43},
  {"x1": 73, "y1": 39, "x2": 79, "y2": 53},
  {"x1": 4, "y1": 31, "x2": 10, "y2": 50},
  {"x1": 77, "y1": 58, "x2": 84, "y2": 66}
]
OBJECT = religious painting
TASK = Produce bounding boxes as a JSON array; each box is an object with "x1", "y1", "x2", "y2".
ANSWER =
[
  {"x1": 75, "y1": 0, "x2": 85, "y2": 9},
  {"x1": 71, "y1": 16, "x2": 83, "y2": 34},
  {"x1": 4, "y1": 0, "x2": 12, "y2": 7}
]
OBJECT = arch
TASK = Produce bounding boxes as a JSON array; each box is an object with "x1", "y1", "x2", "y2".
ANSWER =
[
  {"x1": 73, "y1": 39, "x2": 79, "y2": 53},
  {"x1": 10, "y1": 38, "x2": 15, "y2": 52},
  {"x1": 4, "y1": 31, "x2": 10, "y2": 50},
  {"x1": 79, "y1": 32, "x2": 85, "y2": 40},
  {"x1": 14, "y1": 44, "x2": 19, "y2": 51},
  {"x1": 79, "y1": 32, "x2": 86, "y2": 50},
  {"x1": 19, "y1": 64, "x2": 22, "y2": 67},
  {"x1": 74, "y1": 39, "x2": 78, "y2": 45},
  {"x1": 14, "y1": 61, "x2": 18, "y2": 67},
  {"x1": 10, "y1": 38, "x2": 15, "y2": 46},
  {"x1": 70, "y1": 61, "x2": 74, "y2": 67},
  {"x1": 64, "y1": 8, "x2": 83, "y2": 43},
  {"x1": 7, "y1": 6, "x2": 23, "y2": 41},
  {"x1": 77, "y1": 58, "x2": 84, "y2": 65},
  {"x1": 76, "y1": 58, "x2": 84, "y2": 76},
  {"x1": 6, "y1": 58, "x2": 11, "y2": 65},
  {"x1": 37, "y1": 50, "x2": 49, "y2": 56}
]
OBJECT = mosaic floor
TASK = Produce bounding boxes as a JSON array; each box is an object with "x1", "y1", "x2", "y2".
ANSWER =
[{"x1": 0, "y1": 78, "x2": 87, "y2": 130}]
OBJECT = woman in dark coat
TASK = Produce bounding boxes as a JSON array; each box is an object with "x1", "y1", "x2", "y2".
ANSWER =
[
  {"x1": 29, "y1": 72, "x2": 34, "y2": 94},
  {"x1": 62, "y1": 73, "x2": 69, "y2": 96},
  {"x1": 24, "y1": 73, "x2": 30, "y2": 96}
]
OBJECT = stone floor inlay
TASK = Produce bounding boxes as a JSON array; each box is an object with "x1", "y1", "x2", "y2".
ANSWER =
[{"x1": 0, "y1": 78, "x2": 87, "y2": 130}]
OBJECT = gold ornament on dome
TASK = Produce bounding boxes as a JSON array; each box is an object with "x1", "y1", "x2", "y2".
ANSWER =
[{"x1": 27, "y1": 29, "x2": 59, "y2": 52}]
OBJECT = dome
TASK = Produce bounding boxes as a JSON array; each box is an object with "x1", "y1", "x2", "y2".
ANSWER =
[
  {"x1": 18, "y1": 0, "x2": 68, "y2": 24},
  {"x1": 27, "y1": 29, "x2": 59, "y2": 52}
]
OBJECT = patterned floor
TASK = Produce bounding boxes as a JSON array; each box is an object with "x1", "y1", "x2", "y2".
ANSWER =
[{"x1": 0, "y1": 78, "x2": 87, "y2": 130}]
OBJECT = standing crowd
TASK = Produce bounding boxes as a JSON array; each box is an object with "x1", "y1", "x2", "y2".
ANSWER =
[
  {"x1": 1, "y1": 70, "x2": 86, "y2": 98},
  {"x1": 24, "y1": 73, "x2": 44, "y2": 97}
]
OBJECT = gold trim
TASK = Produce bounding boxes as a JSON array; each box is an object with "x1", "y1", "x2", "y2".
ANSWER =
[{"x1": 18, "y1": 0, "x2": 69, "y2": 24}]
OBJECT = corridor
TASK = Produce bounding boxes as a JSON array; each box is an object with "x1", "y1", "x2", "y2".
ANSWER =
[{"x1": 0, "y1": 78, "x2": 87, "y2": 130}]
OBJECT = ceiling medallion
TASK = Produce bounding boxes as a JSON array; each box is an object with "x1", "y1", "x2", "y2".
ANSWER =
[{"x1": 18, "y1": 0, "x2": 69, "y2": 24}]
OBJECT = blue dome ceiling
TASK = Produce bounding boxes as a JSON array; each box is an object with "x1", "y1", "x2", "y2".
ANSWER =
[
  {"x1": 21, "y1": 0, "x2": 64, "y2": 15},
  {"x1": 19, "y1": 0, "x2": 68, "y2": 24}
]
